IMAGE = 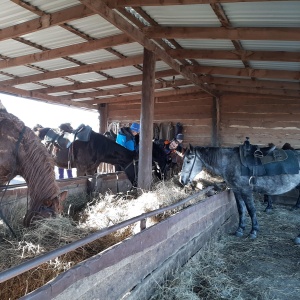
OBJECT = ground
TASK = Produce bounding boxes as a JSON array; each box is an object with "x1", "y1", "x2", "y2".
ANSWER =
[{"x1": 150, "y1": 193, "x2": 300, "y2": 300}]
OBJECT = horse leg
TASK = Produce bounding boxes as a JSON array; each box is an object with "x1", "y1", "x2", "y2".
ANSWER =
[
  {"x1": 242, "y1": 192, "x2": 259, "y2": 239},
  {"x1": 233, "y1": 191, "x2": 247, "y2": 237},
  {"x1": 291, "y1": 186, "x2": 300, "y2": 210},
  {"x1": 264, "y1": 194, "x2": 273, "y2": 214}
]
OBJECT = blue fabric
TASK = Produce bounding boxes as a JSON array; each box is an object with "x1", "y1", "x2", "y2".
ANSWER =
[{"x1": 116, "y1": 128, "x2": 137, "y2": 151}]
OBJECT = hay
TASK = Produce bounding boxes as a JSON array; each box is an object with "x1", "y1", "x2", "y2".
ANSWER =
[{"x1": 0, "y1": 177, "x2": 207, "y2": 299}]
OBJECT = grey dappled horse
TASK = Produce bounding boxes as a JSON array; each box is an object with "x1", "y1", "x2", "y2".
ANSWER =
[{"x1": 180, "y1": 145, "x2": 300, "y2": 244}]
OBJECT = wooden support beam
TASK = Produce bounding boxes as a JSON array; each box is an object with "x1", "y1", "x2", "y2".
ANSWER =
[
  {"x1": 190, "y1": 66, "x2": 300, "y2": 81},
  {"x1": 35, "y1": 69, "x2": 178, "y2": 94},
  {"x1": 0, "y1": 55, "x2": 145, "y2": 87},
  {"x1": 85, "y1": 86, "x2": 202, "y2": 104},
  {"x1": 207, "y1": 77, "x2": 300, "y2": 91},
  {"x1": 98, "y1": 103, "x2": 107, "y2": 133},
  {"x1": 0, "y1": 86, "x2": 94, "y2": 109},
  {"x1": 105, "y1": 0, "x2": 282, "y2": 7},
  {"x1": 0, "y1": 34, "x2": 131, "y2": 70},
  {"x1": 138, "y1": 48, "x2": 156, "y2": 190},
  {"x1": 59, "y1": 79, "x2": 190, "y2": 100},
  {"x1": 168, "y1": 49, "x2": 300, "y2": 63},
  {"x1": 79, "y1": 0, "x2": 217, "y2": 97},
  {"x1": 144, "y1": 27, "x2": 300, "y2": 41},
  {"x1": 0, "y1": 4, "x2": 93, "y2": 42}
]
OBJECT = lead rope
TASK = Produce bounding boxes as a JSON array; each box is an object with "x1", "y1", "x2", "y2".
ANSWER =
[{"x1": 0, "y1": 125, "x2": 26, "y2": 238}]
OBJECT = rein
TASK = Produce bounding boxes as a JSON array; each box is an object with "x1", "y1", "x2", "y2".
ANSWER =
[{"x1": 0, "y1": 125, "x2": 26, "y2": 238}]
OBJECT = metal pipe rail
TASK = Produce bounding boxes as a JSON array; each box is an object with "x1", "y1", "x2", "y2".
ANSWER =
[{"x1": 0, "y1": 186, "x2": 213, "y2": 283}]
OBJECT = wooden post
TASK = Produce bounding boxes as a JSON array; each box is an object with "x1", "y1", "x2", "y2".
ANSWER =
[
  {"x1": 211, "y1": 97, "x2": 220, "y2": 146},
  {"x1": 138, "y1": 48, "x2": 156, "y2": 190},
  {"x1": 98, "y1": 103, "x2": 107, "y2": 134}
]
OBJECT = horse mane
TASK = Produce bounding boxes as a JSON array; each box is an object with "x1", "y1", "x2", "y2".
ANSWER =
[{"x1": 1, "y1": 111, "x2": 60, "y2": 212}]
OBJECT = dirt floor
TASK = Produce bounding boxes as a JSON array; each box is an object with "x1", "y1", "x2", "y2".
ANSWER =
[
  {"x1": 222, "y1": 195, "x2": 300, "y2": 300},
  {"x1": 150, "y1": 193, "x2": 300, "y2": 300}
]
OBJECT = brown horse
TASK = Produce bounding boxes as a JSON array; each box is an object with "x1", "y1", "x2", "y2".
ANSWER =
[{"x1": 0, "y1": 102, "x2": 68, "y2": 227}]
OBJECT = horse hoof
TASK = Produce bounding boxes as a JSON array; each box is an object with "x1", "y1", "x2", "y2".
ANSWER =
[
  {"x1": 264, "y1": 208, "x2": 272, "y2": 214},
  {"x1": 249, "y1": 231, "x2": 257, "y2": 239},
  {"x1": 294, "y1": 237, "x2": 300, "y2": 245},
  {"x1": 235, "y1": 228, "x2": 244, "y2": 237}
]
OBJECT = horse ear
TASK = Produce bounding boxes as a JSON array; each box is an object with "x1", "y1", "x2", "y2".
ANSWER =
[{"x1": 189, "y1": 144, "x2": 194, "y2": 151}]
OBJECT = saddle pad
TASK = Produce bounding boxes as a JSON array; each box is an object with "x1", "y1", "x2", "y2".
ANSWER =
[
  {"x1": 241, "y1": 150, "x2": 299, "y2": 176},
  {"x1": 44, "y1": 129, "x2": 59, "y2": 143}
]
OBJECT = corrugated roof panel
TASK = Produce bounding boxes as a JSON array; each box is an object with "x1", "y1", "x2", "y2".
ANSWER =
[
  {"x1": 112, "y1": 43, "x2": 144, "y2": 57},
  {"x1": 0, "y1": 0, "x2": 36, "y2": 29},
  {"x1": 67, "y1": 15, "x2": 122, "y2": 39},
  {"x1": 223, "y1": 1, "x2": 300, "y2": 27},
  {"x1": 38, "y1": 78, "x2": 74, "y2": 86},
  {"x1": 154, "y1": 61, "x2": 171, "y2": 72},
  {"x1": 0, "y1": 39, "x2": 42, "y2": 58},
  {"x1": 249, "y1": 61, "x2": 300, "y2": 71},
  {"x1": 195, "y1": 59, "x2": 245, "y2": 68},
  {"x1": 0, "y1": 74, "x2": 13, "y2": 81},
  {"x1": 48, "y1": 92, "x2": 74, "y2": 96},
  {"x1": 2, "y1": 66, "x2": 42, "y2": 77},
  {"x1": 142, "y1": 5, "x2": 220, "y2": 27},
  {"x1": 129, "y1": 81, "x2": 142, "y2": 86},
  {"x1": 103, "y1": 66, "x2": 142, "y2": 78},
  {"x1": 241, "y1": 40, "x2": 300, "y2": 52},
  {"x1": 160, "y1": 75, "x2": 185, "y2": 81},
  {"x1": 74, "y1": 88, "x2": 98, "y2": 93},
  {"x1": 155, "y1": 87, "x2": 174, "y2": 92},
  {"x1": 67, "y1": 72, "x2": 106, "y2": 82},
  {"x1": 32, "y1": 58, "x2": 78, "y2": 71},
  {"x1": 101, "y1": 84, "x2": 127, "y2": 90},
  {"x1": 14, "y1": 83, "x2": 45, "y2": 90},
  {"x1": 21, "y1": 26, "x2": 86, "y2": 49},
  {"x1": 176, "y1": 39, "x2": 235, "y2": 50},
  {"x1": 26, "y1": 0, "x2": 80, "y2": 14},
  {"x1": 70, "y1": 50, "x2": 118, "y2": 64},
  {"x1": 72, "y1": 97, "x2": 93, "y2": 101}
]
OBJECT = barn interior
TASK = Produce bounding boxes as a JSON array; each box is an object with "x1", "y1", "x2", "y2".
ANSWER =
[{"x1": 1, "y1": 0, "x2": 299, "y2": 150}]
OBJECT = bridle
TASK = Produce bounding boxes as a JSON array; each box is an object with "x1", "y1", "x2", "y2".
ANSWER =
[{"x1": 184, "y1": 147, "x2": 202, "y2": 183}]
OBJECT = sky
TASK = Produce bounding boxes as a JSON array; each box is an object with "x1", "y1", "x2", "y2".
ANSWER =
[{"x1": 0, "y1": 93, "x2": 99, "y2": 131}]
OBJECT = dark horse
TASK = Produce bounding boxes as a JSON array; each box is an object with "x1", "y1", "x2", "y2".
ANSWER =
[
  {"x1": 0, "y1": 103, "x2": 68, "y2": 227},
  {"x1": 35, "y1": 125, "x2": 168, "y2": 185},
  {"x1": 180, "y1": 145, "x2": 300, "y2": 244}
]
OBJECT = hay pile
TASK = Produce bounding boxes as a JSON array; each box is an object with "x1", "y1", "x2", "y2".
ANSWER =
[{"x1": 0, "y1": 175, "x2": 216, "y2": 300}]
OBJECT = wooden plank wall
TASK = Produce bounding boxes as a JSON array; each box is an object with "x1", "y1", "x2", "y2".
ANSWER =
[
  {"x1": 106, "y1": 92, "x2": 300, "y2": 148},
  {"x1": 220, "y1": 93, "x2": 300, "y2": 148},
  {"x1": 107, "y1": 93, "x2": 214, "y2": 148}
]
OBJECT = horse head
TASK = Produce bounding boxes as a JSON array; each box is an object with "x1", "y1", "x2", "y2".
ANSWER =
[
  {"x1": 23, "y1": 191, "x2": 68, "y2": 227},
  {"x1": 180, "y1": 144, "x2": 204, "y2": 186}
]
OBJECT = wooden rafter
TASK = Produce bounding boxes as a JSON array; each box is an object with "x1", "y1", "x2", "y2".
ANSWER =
[
  {"x1": 143, "y1": 27, "x2": 300, "y2": 41},
  {"x1": 79, "y1": 0, "x2": 217, "y2": 97},
  {"x1": 105, "y1": 0, "x2": 284, "y2": 7},
  {"x1": 167, "y1": 49, "x2": 300, "y2": 63}
]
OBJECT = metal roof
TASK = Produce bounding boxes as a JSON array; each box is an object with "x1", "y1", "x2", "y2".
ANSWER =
[{"x1": 0, "y1": 0, "x2": 298, "y2": 110}]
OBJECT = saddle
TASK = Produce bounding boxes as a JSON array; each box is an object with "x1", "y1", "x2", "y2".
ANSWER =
[
  {"x1": 239, "y1": 137, "x2": 299, "y2": 177},
  {"x1": 43, "y1": 124, "x2": 92, "y2": 149},
  {"x1": 63, "y1": 124, "x2": 92, "y2": 147}
]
